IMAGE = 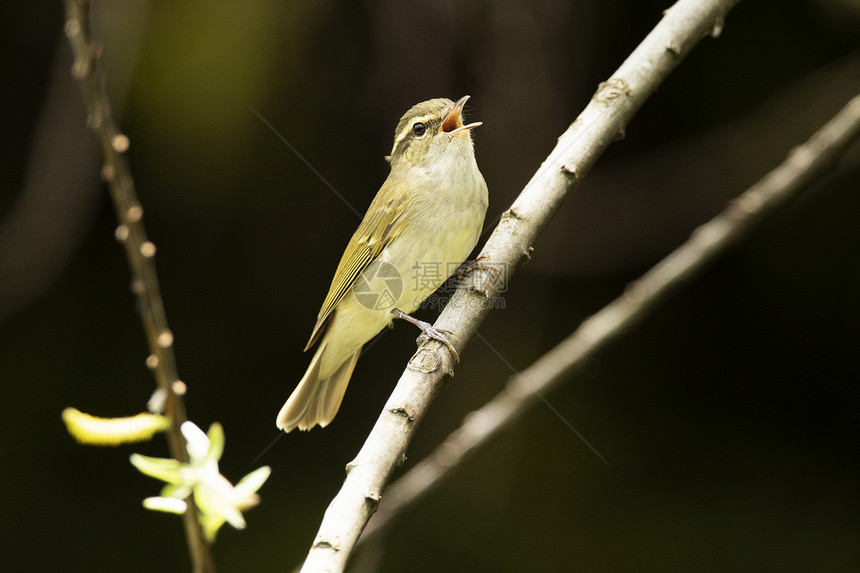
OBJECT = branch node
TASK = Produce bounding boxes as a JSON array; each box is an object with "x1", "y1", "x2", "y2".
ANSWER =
[
  {"x1": 786, "y1": 144, "x2": 816, "y2": 167},
  {"x1": 506, "y1": 207, "x2": 524, "y2": 220},
  {"x1": 114, "y1": 224, "x2": 129, "y2": 243},
  {"x1": 71, "y1": 59, "x2": 89, "y2": 80},
  {"x1": 140, "y1": 241, "x2": 157, "y2": 258},
  {"x1": 565, "y1": 117, "x2": 584, "y2": 135},
  {"x1": 126, "y1": 204, "x2": 143, "y2": 222},
  {"x1": 711, "y1": 16, "x2": 725, "y2": 38},
  {"x1": 63, "y1": 18, "x2": 81, "y2": 38},
  {"x1": 388, "y1": 407, "x2": 416, "y2": 423},
  {"x1": 728, "y1": 194, "x2": 765, "y2": 218},
  {"x1": 101, "y1": 164, "x2": 116, "y2": 182},
  {"x1": 593, "y1": 78, "x2": 631, "y2": 104},
  {"x1": 312, "y1": 538, "x2": 338, "y2": 551},
  {"x1": 407, "y1": 346, "x2": 442, "y2": 373},
  {"x1": 520, "y1": 246, "x2": 535, "y2": 265},
  {"x1": 111, "y1": 134, "x2": 130, "y2": 153},
  {"x1": 621, "y1": 280, "x2": 648, "y2": 304},
  {"x1": 560, "y1": 162, "x2": 578, "y2": 181},
  {"x1": 157, "y1": 329, "x2": 175, "y2": 349},
  {"x1": 148, "y1": 388, "x2": 167, "y2": 414},
  {"x1": 345, "y1": 459, "x2": 359, "y2": 474},
  {"x1": 666, "y1": 43, "x2": 682, "y2": 58}
]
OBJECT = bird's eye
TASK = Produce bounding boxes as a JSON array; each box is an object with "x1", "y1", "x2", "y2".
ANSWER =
[{"x1": 412, "y1": 122, "x2": 426, "y2": 137}]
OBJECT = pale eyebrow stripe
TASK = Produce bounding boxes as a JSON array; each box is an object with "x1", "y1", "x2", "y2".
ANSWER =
[{"x1": 390, "y1": 114, "x2": 437, "y2": 154}]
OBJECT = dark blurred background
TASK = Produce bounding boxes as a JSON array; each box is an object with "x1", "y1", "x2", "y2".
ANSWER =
[{"x1": 2, "y1": 0, "x2": 860, "y2": 571}]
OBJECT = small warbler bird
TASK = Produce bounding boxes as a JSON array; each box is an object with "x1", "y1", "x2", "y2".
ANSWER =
[{"x1": 276, "y1": 96, "x2": 488, "y2": 432}]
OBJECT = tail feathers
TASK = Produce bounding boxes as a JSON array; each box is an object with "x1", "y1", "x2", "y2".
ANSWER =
[{"x1": 276, "y1": 342, "x2": 360, "y2": 432}]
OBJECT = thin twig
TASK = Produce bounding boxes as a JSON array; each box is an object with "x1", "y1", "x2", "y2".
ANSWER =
[
  {"x1": 61, "y1": 1, "x2": 216, "y2": 571},
  {"x1": 357, "y1": 93, "x2": 860, "y2": 549},
  {"x1": 297, "y1": 0, "x2": 742, "y2": 571}
]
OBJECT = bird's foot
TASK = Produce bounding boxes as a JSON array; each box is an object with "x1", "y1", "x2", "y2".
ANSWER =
[{"x1": 391, "y1": 308, "x2": 460, "y2": 362}]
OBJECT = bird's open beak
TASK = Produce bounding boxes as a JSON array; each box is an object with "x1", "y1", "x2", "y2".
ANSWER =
[{"x1": 441, "y1": 95, "x2": 482, "y2": 135}]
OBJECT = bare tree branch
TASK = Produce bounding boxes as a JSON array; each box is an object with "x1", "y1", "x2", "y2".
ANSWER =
[
  {"x1": 356, "y1": 92, "x2": 860, "y2": 551},
  {"x1": 297, "y1": 0, "x2": 742, "y2": 571},
  {"x1": 61, "y1": 1, "x2": 215, "y2": 571}
]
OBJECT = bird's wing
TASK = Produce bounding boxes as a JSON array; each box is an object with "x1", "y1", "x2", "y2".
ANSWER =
[{"x1": 305, "y1": 178, "x2": 408, "y2": 350}]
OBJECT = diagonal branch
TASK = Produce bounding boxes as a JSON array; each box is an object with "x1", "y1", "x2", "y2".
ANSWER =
[
  {"x1": 297, "y1": 0, "x2": 742, "y2": 571},
  {"x1": 61, "y1": 1, "x2": 215, "y2": 571},
  {"x1": 356, "y1": 93, "x2": 860, "y2": 550}
]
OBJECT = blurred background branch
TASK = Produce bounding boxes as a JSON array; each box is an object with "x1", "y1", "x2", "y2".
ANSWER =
[{"x1": 61, "y1": 1, "x2": 214, "y2": 570}]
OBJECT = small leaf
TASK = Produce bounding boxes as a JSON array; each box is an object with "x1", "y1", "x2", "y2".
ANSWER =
[
  {"x1": 143, "y1": 497, "x2": 187, "y2": 514},
  {"x1": 62, "y1": 408, "x2": 169, "y2": 446},
  {"x1": 160, "y1": 483, "x2": 193, "y2": 500},
  {"x1": 130, "y1": 453, "x2": 183, "y2": 484},
  {"x1": 236, "y1": 466, "x2": 271, "y2": 499},
  {"x1": 205, "y1": 422, "x2": 225, "y2": 463}
]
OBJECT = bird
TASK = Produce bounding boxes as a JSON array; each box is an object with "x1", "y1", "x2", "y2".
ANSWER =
[{"x1": 276, "y1": 96, "x2": 488, "y2": 432}]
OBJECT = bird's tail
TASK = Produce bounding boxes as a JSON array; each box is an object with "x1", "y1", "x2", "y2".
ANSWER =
[{"x1": 276, "y1": 340, "x2": 360, "y2": 432}]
